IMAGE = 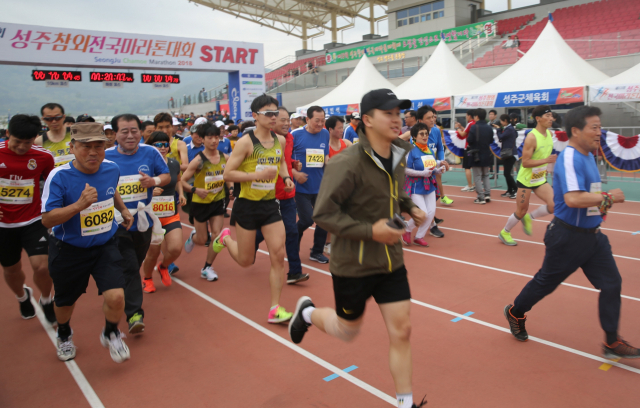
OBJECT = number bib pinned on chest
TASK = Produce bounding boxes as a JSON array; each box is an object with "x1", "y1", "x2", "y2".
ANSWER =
[
  {"x1": 0, "y1": 178, "x2": 34, "y2": 204},
  {"x1": 80, "y1": 198, "x2": 115, "y2": 236},
  {"x1": 118, "y1": 174, "x2": 147, "y2": 202},
  {"x1": 306, "y1": 149, "x2": 325, "y2": 168},
  {"x1": 151, "y1": 196, "x2": 175, "y2": 218}
]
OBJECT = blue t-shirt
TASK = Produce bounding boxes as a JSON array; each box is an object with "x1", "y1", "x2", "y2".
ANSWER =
[
  {"x1": 291, "y1": 126, "x2": 330, "y2": 195},
  {"x1": 553, "y1": 146, "x2": 602, "y2": 229},
  {"x1": 42, "y1": 160, "x2": 120, "y2": 248},
  {"x1": 105, "y1": 144, "x2": 170, "y2": 231},
  {"x1": 187, "y1": 140, "x2": 205, "y2": 163},
  {"x1": 343, "y1": 124, "x2": 359, "y2": 143},
  {"x1": 183, "y1": 136, "x2": 192, "y2": 145},
  {"x1": 218, "y1": 138, "x2": 232, "y2": 155},
  {"x1": 428, "y1": 127, "x2": 444, "y2": 161},
  {"x1": 406, "y1": 146, "x2": 437, "y2": 196}
]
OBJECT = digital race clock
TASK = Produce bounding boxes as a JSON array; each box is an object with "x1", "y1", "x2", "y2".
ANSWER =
[
  {"x1": 89, "y1": 72, "x2": 134, "y2": 82},
  {"x1": 32, "y1": 70, "x2": 82, "y2": 81},
  {"x1": 141, "y1": 74, "x2": 180, "y2": 84}
]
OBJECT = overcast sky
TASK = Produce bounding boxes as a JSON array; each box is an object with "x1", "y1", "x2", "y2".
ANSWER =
[{"x1": 2, "y1": 0, "x2": 539, "y2": 65}]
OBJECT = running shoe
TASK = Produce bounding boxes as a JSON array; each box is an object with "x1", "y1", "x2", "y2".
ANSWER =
[
  {"x1": 509, "y1": 193, "x2": 517, "y2": 199},
  {"x1": 324, "y1": 243, "x2": 331, "y2": 254},
  {"x1": 500, "y1": 191, "x2": 511, "y2": 197},
  {"x1": 268, "y1": 305, "x2": 293, "y2": 324},
  {"x1": 411, "y1": 396, "x2": 428, "y2": 408},
  {"x1": 401, "y1": 231, "x2": 412, "y2": 245},
  {"x1": 128, "y1": 313, "x2": 145, "y2": 334},
  {"x1": 19, "y1": 286, "x2": 36, "y2": 320},
  {"x1": 603, "y1": 338, "x2": 640, "y2": 359},
  {"x1": 434, "y1": 217, "x2": 443, "y2": 225},
  {"x1": 100, "y1": 330, "x2": 130, "y2": 363},
  {"x1": 504, "y1": 304, "x2": 528, "y2": 341},
  {"x1": 289, "y1": 296, "x2": 314, "y2": 344},
  {"x1": 40, "y1": 299, "x2": 57, "y2": 325},
  {"x1": 143, "y1": 278, "x2": 156, "y2": 294},
  {"x1": 213, "y1": 228, "x2": 231, "y2": 253},
  {"x1": 485, "y1": 197, "x2": 491, "y2": 203},
  {"x1": 499, "y1": 229, "x2": 517, "y2": 246},
  {"x1": 168, "y1": 263, "x2": 179, "y2": 275},
  {"x1": 184, "y1": 230, "x2": 196, "y2": 253},
  {"x1": 287, "y1": 273, "x2": 310, "y2": 285},
  {"x1": 461, "y1": 186, "x2": 474, "y2": 192},
  {"x1": 205, "y1": 232, "x2": 212, "y2": 247},
  {"x1": 522, "y1": 213, "x2": 533, "y2": 236},
  {"x1": 429, "y1": 226, "x2": 444, "y2": 238},
  {"x1": 473, "y1": 198, "x2": 486, "y2": 205},
  {"x1": 56, "y1": 330, "x2": 76, "y2": 361},
  {"x1": 440, "y1": 196, "x2": 454, "y2": 205},
  {"x1": 310, "y1": 253, "x2": 329, "y2": 264},
  {"x1": 157, "y1": 262, "x2": 172, "y2": 287},
  {"x1": 413, "y1": 237, "x2": 429, "y2": 247},
  {"x1": 201, "y1": 266, "x2": 218, "y2": 282}
]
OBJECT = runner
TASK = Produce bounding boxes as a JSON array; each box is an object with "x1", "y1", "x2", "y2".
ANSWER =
[
  {"x1": 141, "y1": 131, "x2": 186, "y2": 293},
  {"x1": 35, "y1": 103, "x2": 74, "y2": 167},
  {"x1": 289, "y1": 89, "x2": 427, "y2": 408},
  {"x1": 291, "y1": 106, "x2": 330, "y2": 264},
  {"x1": 182, "y1": 123, "x2": 228, "y2": 281},
  {"x1": 499, "y1": 105, "x2": 557, "y2": 246},
  {"x1": 255, "y1": 107, "x2": 309, "y2": 285},
  {"x1": 0, "y1": 114, "x2": 56, "y2": 324},
  {"x1": 328, "y1": 116, "x2": 352, "y2": 159},
  {"x1": 402, "y1": 122, "x2": 445, "y2": 247},
  {"x1": 504, "y1": 106, "x2": 640, "y2": 359},
  {"x1": 342, "y1": 112, "x2": 360, "y2": 144},
  {"x1": 154, "y1": 112, "x2": 189, "y2": 171},
  {"x1": 217, "y1": 94, "x2": 296, "y2": 323},
  {"x1": 41, "y1": 122, "x2": 134, "y2": 362},
  {"x1": 105, "y1": 114, "x2": 170, "y2": 334},
  {"x1": 454, "y1": 110, "x2": 476, "y2": 192},
  {"x1": 141, "y1": 120, "x2": 155, "y2": 143},
  {"x1": 104, "y1": 124, "x2": 116, "y2": 149}
]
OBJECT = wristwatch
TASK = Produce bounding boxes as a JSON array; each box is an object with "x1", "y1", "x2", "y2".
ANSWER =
[{"x1": 191, "y1": 186, "x2": 196, "y2": 194}]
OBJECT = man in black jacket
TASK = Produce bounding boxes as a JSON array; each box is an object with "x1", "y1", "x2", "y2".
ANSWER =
[
  {"x1": 497, "y1": 114, "x2": 518, "y2": 198},
  {"x1": 468, "y1": 108, "x2": 494, "y2": 204}
]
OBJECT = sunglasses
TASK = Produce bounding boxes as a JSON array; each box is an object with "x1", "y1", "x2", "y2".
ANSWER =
[
  {"x1": 256, "y1": 110, "x2": 279, "y2": 118},
  {"x1": 42, "y1": 115, "x2": 65, "y2": 122},
  {"x1": 153, "y1": 142, "x2": 170, "y2": 148}
]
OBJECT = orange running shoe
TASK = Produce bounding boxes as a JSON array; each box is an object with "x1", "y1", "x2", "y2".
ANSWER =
[
  {"x1": 143, "y1": 278, "x2": 156, "y2": 294},
  {"x1": 157, "y1": 262, "x2": 172, "y2": 287}
]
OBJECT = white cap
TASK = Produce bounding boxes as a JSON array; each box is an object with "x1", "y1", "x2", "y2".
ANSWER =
[
  {"x1": 194, "y1": 117, "x2": 208, "y2": 126},
  {"x1": 291, "y1": 113, "x2": 300, "y2": 119},
  {"x1": 351, "y1": 112, "x2": 361, "y2": 119},
  {"x1": 172, "y1": 117, "x2": 181, "y2": 126},
  {"x1": 103, "y1": 124, "x2": 112, "y2": 130},
  {"x1": 215, "y1": 120, "x2": 225, "y2": 127}
]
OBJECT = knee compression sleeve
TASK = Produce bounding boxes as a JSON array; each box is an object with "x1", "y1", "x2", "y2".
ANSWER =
[
  {"x1": 324, "y1": 313, "x2": 361, "y2": 342},
  {"x1": 531, "y1": 205, "x2": 551, "y2": 219}
]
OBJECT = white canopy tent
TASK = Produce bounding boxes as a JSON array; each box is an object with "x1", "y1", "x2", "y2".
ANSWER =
[
  {"x1": 454, "y1": 21, "x2": 609, "y2": 109},
  {"x1": 589, "y1": 61, "x2": 640, "y2": 103},
  {"x1": 296, "y1": 55, "x2": 397, "y2": 116},
  {"x1": 395, "y1": 40, "x2": 485, "y2": 111}
]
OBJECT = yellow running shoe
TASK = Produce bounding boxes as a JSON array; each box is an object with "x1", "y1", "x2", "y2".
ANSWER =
[
  {"x1": 522, "y1": 214, "x2": 533, "y2": 236},
  {"x1": 268, "y1": 305, "x2": 293, "y2": 324},
  {"x1": 499, "y1": 229, "x2": 517, "y2": 246}
]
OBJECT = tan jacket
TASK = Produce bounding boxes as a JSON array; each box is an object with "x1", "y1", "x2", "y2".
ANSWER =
[{"x1": 313, "y1": 129, "x2": 416, "y2": 277}]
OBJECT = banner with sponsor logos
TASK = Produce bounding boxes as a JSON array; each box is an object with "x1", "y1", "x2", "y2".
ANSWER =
[
  {"x1": 297, "y1": 103, "x2": 358, "y2": 118},
  {"x1": 454, "y1": 87, "x2": 584, "y2": 109},
  {"x1": 590, "y1": 84, "x2": 640, "y2": 103},
  {"x1": 325, "y1": 21, "x2": 494, "y2": 65},
  {"x1": 409, "y1": 97, "x2": 451, "y2": 112}
]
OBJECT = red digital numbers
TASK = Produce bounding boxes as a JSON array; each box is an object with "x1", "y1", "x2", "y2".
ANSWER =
[
  {"x1": 141, "y1": 74, "x2": 180, "y2": 84},
  {"x1": 88, "y1": 72, "x2": 134, "y2": 82},
  {"x1": 32, "y1": 70, "x2": 82, "y2": 82}
]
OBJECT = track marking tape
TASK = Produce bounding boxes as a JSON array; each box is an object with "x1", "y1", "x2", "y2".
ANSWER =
[
  {"x1": 324, "y1": 365, "x2": 358, "y2": 381},
  {"x1": 451, "y1": 311, "x2": 474, "y2": 322},
  {"x1": 599, "y1": 358, "x2": 621, "y2": 371}
]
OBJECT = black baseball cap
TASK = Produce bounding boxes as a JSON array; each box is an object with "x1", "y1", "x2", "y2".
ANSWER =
[{"x1": 360, "y1": 89, "x2": 411, "y2": 116}]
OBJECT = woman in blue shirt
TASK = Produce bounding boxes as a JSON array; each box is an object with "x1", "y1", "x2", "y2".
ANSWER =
[{"x1": 402, "y1": 123, "x2": 446, "y2": 247}]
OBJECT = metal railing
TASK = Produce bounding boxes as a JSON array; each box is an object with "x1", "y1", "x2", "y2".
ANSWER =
[
  {"x1": 266, "y1": 55, "x2": 327, "y2": 92},
  {"x1": 167, "y1": 82, "x2": 229, "y2": 109},
  {"x1": 451, "y1": 23, "x2": 497, "y2": 60}
]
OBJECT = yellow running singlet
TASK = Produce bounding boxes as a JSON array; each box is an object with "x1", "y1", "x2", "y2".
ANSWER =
[
  {"x1": 43, "y1": 132, "x2": 73, "y2": 167},
  {"x1": 192, "y1": 151, "x2": 226, "y2": 204},
  {"x1": 516, "y1": 128, "x2": 553, "y2": 188},
  {"x1": 238, "y1": 130, "x2": 282, "y2": 201}
]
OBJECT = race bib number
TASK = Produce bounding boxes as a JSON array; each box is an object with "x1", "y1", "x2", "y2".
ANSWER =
[
  {"x1": 117, "y1": 174, "x2": 147, "y2": 202},
  {"x1": 205, "y1": 175, "x2": 224, "y2": 194},
  {"x1": 306, "y1": 149, "x2": 325, "y2": 168},
  {"x1": 251, "y1": 165, "x2": 277, "y2": 190},
  {"x1": 531, "y1": 166, "x2": 547, "y2": 184},
  {"x1": 420, "y1": 155, "x2": 437, "y2": 170},
  {"x1": 151, "y1": 196, "x2": 175, "y2": 217},
  {"x1": 0, "y1": 178, "x2": 34, "y2": 205},
  {"x1": 353, "y1": 138, "x2": 359, "y2": 144},
  {"x1": 587, "y1": 182, "x2": 602, "y2": 216},
  {"x1": 80, "y1": 198, "x2": 114, "y2": 236},
  {"x1": 54, "y1": 154, "x2": 74, "y2": 167}
]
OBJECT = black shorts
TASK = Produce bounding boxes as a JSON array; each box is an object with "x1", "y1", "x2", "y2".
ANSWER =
[
  {"x1": 232, "y1": 198, "x2": 282, "y2": 230},
  {"x1": 0, "y1": 220, "x2": 49, "y2": 267},
  {"x1": 462, "y1": 151, "x2": 473, "y2": 169},
  {"x1": 163, "y1": 220, "x2": 182, "y2": 233},
  {"x1": 516, "y1": 181, "x2": 547, "y2": 190},
  {"x1": 333, "y1": 266, "x2": 411, "y2": 321},
  {"x1": 48, "y1": 236, "x2": 125, "y2": 307},
  {"x1": 190, "y1": 200, "x2": 225, "y2": 223}
]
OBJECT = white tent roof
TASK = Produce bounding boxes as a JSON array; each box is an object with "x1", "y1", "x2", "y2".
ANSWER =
[
  {"x1": 297, "y1": 55, "x2": 396, "y2": 112},
  {"x1": 591, "y1": 61, "x2": 640, "y2": 85},
  {"x1": 395, "y1": 40, "x2": 485, "y2": 101},
  {"x1": 457, "y1": 21, "x2": 608, "y2": 97}
]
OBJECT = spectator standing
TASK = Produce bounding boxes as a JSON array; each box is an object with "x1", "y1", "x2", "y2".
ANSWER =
[
  {"x1": 467, "y1": 109, "x2": 494, "y2": 204},
  {"x1": 497, "y1": 114, "x2": 518, "y2": 198}
]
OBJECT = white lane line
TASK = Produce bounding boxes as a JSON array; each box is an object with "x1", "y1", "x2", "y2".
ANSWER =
[
  {"x1": 30, "y1": 295, "x2": 104, "y2": 408},
  {"x1": 443, "y1": 194, "x2": 640, "y2": 217},
  {"x1": 172, "y1": 277, "x2": 396, "y2": 406},
  {"x1": 435, "y1": 207, "x2": 634, "y2": 234},
  {"x1": 435, "y1": 226, "x2": 640, "y2": 262}
]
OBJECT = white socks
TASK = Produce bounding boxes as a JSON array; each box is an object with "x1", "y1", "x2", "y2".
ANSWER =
[
  {"x1": 40, "y1": 294, "x2": 52, "y2": 305},
  {"x1": 302, "y1": 306, "x2": 315, "y2": 324},
  {"x1": 504, "y1": 213, "x2": 520, "y2": 233},
  {"x1": 16, "y1": 290, "x2": 28, "y2": 302},
  {"x1": 397, "y1": 393, "x2": 413, "y2": 408},
  {"x1": 531, "y1": 205, "x2": 551, "y2": 220}
]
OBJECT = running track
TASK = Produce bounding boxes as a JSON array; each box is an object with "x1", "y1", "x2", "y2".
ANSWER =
[{"x1": 2, "y1": 185, "x2": 639, "y2": 407}]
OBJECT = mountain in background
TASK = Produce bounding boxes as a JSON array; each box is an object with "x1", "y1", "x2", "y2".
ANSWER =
[{"x1": 0, "y1": 65, "x2": 228, "y2": 117}]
